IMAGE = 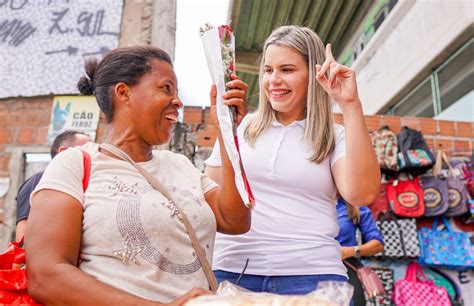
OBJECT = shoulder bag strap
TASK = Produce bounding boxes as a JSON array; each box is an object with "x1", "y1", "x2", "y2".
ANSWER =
[
  {"x1": 433, "y1": 150, "x2": 443, "y2": 177},
  {"x1": 441, "y1": 151, "x2": 457, "y2": 177},
  {"x1": 343, "y1": 259, "x2": 359, "y2": 272},
  {"x1": 99, "y1": 143, "x2": 218, "y2": 292}
]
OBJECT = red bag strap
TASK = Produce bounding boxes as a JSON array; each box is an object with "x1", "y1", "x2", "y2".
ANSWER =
[{"x1": 81, "y1": 150, "x2": 91, "y2": 192}]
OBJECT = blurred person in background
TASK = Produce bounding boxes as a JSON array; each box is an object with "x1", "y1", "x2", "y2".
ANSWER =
[
  {"x1": 15, "y1": 130, "x2": 91, "y2": 241},
  {"x1": 336, "y1": 198, "x2": 384, "y2": 305}
]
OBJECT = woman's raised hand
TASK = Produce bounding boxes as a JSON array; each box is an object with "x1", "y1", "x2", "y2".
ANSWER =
[
  {"x1": 209, "y1": 74, "x2": 248, "y2": 129},
  {"x1": 315, "y1": 44, "x2": 360, "y2": 109}
]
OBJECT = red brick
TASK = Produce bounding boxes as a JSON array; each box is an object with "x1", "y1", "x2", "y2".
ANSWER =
[
  {"x1": 34, "y1": 127, "x2": 49, "y2": 145},
  {"x1": 183, "y1": 107, "x2": 204, "y2": 125},
  {"x1": 196, "y1": 125, "x2": 217, "y2": 148},
  {"x1": 202, "y1": 108, "x2": 213, "y2": 125},
  {"x1": 381, "y1": 115, "x2": 401, "y2": 134},
  {"x1": 7, "y1": 110, "x2": 26, "y2": 127},
  {"x1": 437, "y1": 120, "x2": 456, "y2": 136},
  {"x1": 364, "y1": 115, "x2": 382, "y2": 132},
  {"x1": 453, "y1": 140, "x2": 470, "y2": 152},
  {"x1": 401, "y1": 116, "x2": 421, "y2": 131},
  {"x1": 333, "y1": 113, "x2": 344, "y2": 125},
  {"x1": 420, "y1": 118, "x2": 438, "y2": 136},
  {"x1": 455, "y1": 121, "x2": 474, "y2": 138},
  {"x1": 26, "y1": 98, "x2": 53, "y2": 110},
  {"x1": 434, "y1": 139, "x2": 454, "y2": 150},
  {"x1": 17, "y1": 128, "x2": 34, "y2": 144},
  {"x1": 28, "y1": 111, "x2": 51, "y2": 127},
  {"x1": 425, "y1": 137, "x2": 435, "y2": 150},
  {"x1": 0, "y1": 128, "x2": 11, "y2": 144},
  {"x1": 0, "y1": 111, "x2": 7, "y2": 128}
]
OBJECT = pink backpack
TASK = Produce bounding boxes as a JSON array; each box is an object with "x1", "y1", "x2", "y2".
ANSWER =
[{"x1": 393, "y1": 262, "x2": 451, "y2": 306}]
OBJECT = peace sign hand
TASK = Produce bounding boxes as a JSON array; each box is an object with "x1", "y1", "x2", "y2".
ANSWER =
[{"x1": 316, "y1": 44, "x2": 360, "y2": 108}]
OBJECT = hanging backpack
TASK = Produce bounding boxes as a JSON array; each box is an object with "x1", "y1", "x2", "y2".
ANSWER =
[
  {"x1": 421, "y1": 150, "x2": 450, "y2": 217},
  {"x1": 397, "y1": 126, "x2": 435, "y2": 175},
  {"x1": 387, "y1": 177, "x2": 425, "y2": 218},
  {"x1": 371, "y1": 126, "x2": 399, "y2": 173}
]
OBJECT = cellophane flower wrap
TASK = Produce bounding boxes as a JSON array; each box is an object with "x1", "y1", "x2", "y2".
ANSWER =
[{"x1": 200, "y1": 23, "x2": 255, "y2": 209}]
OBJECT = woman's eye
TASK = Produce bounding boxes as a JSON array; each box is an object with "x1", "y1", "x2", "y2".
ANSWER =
[{"x1": 263, "y1": 68, "x2": 272, "y2": 73}]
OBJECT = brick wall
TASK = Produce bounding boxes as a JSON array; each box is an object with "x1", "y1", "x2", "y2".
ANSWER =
[
  {"x1": 0, "y1": 102, "x2": 472, "y2": 233},
  {"x1": 183, "y1": 106, "x2": 474, "y2": 154}
]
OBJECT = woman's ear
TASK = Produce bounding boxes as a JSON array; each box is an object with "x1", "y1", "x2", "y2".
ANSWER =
[{"x1": 114, "y1": 82, "x2": 131, "y2": 106}]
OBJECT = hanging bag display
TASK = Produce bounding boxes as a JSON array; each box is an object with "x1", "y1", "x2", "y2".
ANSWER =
[
  {"x1": 371, "y1": 125, "x2": 399, "y2": 173},
  {"x1": 421, "y1": 150, "x2": 449, "y2": 217},
  {"x1": 418, "y1": 218, "x2": 474, "y2": 270},
  {"x1": 397, "y1": 126, "x2": 435, "y2": 175},
  {"x1": 368, "y1": 182, "x2": 390, "y2": 219},
  {"x1": 375, "y1": 212, "x2": 420, "y2": 259},
  {"x1": 441, "y1": 152, "x2": 470, "y2": 217},
  {"x1": 0, "y1": 150, "x2": 91, "y2": 305},
  {"x1": 387, "y1": 177, "x2": 425, "y2": 218},
  {"x1": 393, "y1": 262, "x2": 451, "y2": 306}
]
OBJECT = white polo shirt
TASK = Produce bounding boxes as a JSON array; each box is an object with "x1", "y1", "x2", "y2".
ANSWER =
[{"x1": 205, "y1": 115, "x2": 347, "y2": 277}]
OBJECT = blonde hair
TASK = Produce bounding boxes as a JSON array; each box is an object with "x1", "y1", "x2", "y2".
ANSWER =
[
  {"x1": 345, "y1": 202, "x2": 361, "y2": 224},
  {"x1": 244, "y1": 26, "x2": 335, "y2": 163}
]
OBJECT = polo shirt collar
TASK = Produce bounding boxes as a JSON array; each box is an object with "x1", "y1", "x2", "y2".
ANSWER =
[{"x1": 271, "y1": 118, "x2": 306, "y2": 128}]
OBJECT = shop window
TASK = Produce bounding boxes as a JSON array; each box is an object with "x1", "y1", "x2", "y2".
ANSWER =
[
  {"x1": 435, "y1": 41, "x2": 474, "y2": 121},
  {"x1": 387, "y1": 39, "x2": 473, "y2": 122},
  {"x1": 392, "y1": 78, "x2": 434, "y2": 118},
  {"x1": 24, "y1": 153, "x2": 50, "y2": 181}
]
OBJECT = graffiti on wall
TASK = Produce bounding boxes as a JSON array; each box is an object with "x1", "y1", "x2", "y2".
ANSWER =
[{"x1": 0, "y1": 0, "x2": 123, "y2": 98}]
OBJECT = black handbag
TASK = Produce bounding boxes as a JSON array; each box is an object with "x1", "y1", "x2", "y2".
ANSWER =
[{"x1": 375, "y1": 212, "x2": 420, "y2": 259}]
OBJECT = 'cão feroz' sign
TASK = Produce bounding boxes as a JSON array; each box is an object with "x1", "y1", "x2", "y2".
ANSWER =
[
  {"x1": 47, "y1": 96, "x2": 100, "y2": 145},
  {"x1": 0, "y1": 0, "x2": 123, "y2": 98}
]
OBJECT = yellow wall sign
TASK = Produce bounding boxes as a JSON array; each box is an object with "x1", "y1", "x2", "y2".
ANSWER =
[{"x1": 47, "y1": 96, "x2": 101, "y2": 145}]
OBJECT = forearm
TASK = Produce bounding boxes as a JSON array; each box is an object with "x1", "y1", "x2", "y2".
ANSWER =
[
  {"x1": 360, "y1": 240, "x2": 384, "y2": 257},
  {"x1": 15, "y1": 220, "x2": 26, "y2": 242},
  {"x1": 341, "y1": 102, "x2": 381, "y2": 204},
  {"x1": 215, "y1": 133, "x2": 250, "y2": 234},
  {"x1": 28, "y1": 263, "x2": 161, "y2": 306}
]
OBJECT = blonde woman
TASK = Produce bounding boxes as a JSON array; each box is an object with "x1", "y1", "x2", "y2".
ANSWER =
[{"x1": 205, "y1": 26, "x2": 380, "y2": 294}]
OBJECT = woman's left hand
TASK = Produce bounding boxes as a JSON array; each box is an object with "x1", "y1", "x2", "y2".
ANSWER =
[
  {"x1": 341, "y1": 246, "x2": 355, "y2": 260},
  {"x1": 209, "y1": 74, "x2": 248, "y2": 129},
  {"x1": 315, "y1": 44, "x2": 360, "y2": 108}
]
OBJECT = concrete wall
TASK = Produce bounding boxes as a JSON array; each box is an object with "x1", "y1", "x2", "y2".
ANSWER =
[{"x1": 353, "y1": 0, "x2": 474, "y2": 115}]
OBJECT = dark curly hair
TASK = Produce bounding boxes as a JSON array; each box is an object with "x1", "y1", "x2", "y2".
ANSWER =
[{"x1": 77, "y1": 46, "x2": 172, "y2": 123}]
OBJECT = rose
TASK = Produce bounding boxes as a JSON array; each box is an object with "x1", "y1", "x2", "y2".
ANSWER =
[{"x1": 218, "y1": 25, "x2": 233, "y2": 44}]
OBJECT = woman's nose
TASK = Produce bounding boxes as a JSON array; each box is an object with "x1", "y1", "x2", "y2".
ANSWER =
[
  {"x1": 172, "y1": 97, "x2": 183, "y2": 109},
  {"x1": 269, "y1": 71, "x2": 282, "y2": 84}
]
